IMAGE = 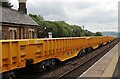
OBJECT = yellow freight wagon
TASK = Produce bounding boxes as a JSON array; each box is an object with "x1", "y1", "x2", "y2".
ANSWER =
[{"x1": 0, "y1": 36, "x2": 115, "y2": 79}]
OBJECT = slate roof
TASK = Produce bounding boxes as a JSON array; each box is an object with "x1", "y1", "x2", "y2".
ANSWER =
[{"x1": 0, "y1": 6, "x2": 39, "y2": 26}]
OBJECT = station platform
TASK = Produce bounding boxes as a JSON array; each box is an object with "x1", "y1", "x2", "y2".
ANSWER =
[{"x1": 78, "y1": 43, "x2": 119, "y2": 78}]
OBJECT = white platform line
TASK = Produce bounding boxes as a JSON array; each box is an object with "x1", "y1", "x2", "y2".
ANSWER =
[{"x1": 78, "y1": 44, "x2": 117, "y2": 78}]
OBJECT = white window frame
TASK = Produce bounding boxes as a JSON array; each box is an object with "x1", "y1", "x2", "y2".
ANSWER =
[
  {"x1": 9, "y1": 27, "x2": 17, "y2": 39},
  {"x1": 28, "y1": 29, "x2": 35, "y2": 39}
]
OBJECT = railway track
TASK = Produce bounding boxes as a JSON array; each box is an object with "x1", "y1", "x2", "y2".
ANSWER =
[
  {"x1": 58, "y1": 40, "x2": 118, "y2": 79},
  {"x1": 17, "y1": 39, "x2": 118, "y2": 79}
]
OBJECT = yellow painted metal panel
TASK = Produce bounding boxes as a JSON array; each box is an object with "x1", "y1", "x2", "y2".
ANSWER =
[
  {"x1": 0, "y1": 41, "x2": 2, "y2": 73},
  {"x1": 88, "y1": 37, "x2": 102, "y2": 49},
  {"x1": 1, "y1": 36, "x2": 115, "y2": 73},
  {"x1": 2, "y1": 40, "x2": 28, "y2": 73}
]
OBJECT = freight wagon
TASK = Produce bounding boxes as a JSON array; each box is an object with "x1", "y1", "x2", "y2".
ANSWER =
[{"x1": 0, "y1": 36, "x2": 114, "y2": 79}]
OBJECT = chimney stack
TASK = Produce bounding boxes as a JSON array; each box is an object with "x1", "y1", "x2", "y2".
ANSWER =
[{"x1": 18, "y1": 0, "x2": 27, "y2": 14}]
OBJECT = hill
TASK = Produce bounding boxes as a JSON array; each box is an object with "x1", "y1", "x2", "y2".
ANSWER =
[{"x1": 102, "y1": 31, "x2": 120, "y2": 37}]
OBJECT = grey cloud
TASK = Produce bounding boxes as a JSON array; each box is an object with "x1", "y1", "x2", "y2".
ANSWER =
[
  {"x1": 27, "y1": 2, "x2": 68, "y2": 21},
  {"x1": 26, "y1": 1, "x2": 117, "y2": 32},
  {"x1": 71, "y1": 7, "x2": 117, "y2": 24},
  {"x1": 0, "y1": 0, "x2": 8, "y2": 2},
  {"x1": 74, "y1": 13, "x2": 117, "y2": 24},
  {"x1": 71, "y1": 22, "x2": 118, "y2": 32},
  {"x1": 65, "y1": 2, "x2": 98, "y2": 9}
]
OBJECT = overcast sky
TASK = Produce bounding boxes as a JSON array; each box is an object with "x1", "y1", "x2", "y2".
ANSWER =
[{"x1": 10, "y1": 0, "x2": 118, "y2": 32}]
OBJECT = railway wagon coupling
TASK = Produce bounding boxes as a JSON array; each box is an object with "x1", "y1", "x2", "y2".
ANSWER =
[{"x1": 0, "y1": 36, "x2": 115, "y2": 79}]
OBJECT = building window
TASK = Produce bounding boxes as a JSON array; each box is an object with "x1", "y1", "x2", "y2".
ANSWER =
[
  {"x1": 9, "y1": 28, "x2": 17, "y2": 39},
  {"x1": 10, "y1": 30, "x2": 13, "y2": 39},
  {"x1": 32, "y1": 31, "x2": 34, "y2": 38},
  {"x1": 29, "y1": 30, "x2": 31, "y2": 39},
  {"x1": 28, "y1": 29, "x2": 35, "y2": 39},
  {"x1": 14, "y1": 30, "x2": 17, "y2": 39}
]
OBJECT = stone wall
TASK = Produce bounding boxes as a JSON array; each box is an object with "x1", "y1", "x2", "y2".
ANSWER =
[{"x1": 2, "y1": 24, "x2": 38, "y2": 40}]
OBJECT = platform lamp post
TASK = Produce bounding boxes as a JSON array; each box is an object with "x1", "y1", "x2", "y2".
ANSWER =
[
  {"x1": 44, "y1": 27, "x2": 47, "y2": 38},
  {"x1": 44, "y1": 27, "x2": 53, "y2": 38}
]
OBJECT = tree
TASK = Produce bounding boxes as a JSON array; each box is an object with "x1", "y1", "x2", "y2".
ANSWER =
[
  {"x1": 29, "y1": 14, "x2": 44, "y2": 28},
  {"x1": 29, "y1": 14, "x2": 100, "y2": 38},
  {"x1": 95, "y1": 32, "x2": 102, "y2": 36},
  {"x1": 0, "y1": 0, "x2": 13, "y2": 9}
]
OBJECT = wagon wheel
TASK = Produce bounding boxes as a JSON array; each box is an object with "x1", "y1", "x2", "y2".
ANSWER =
[
  {"x1": 81, "y1": 49, "x2": 85, "y2": 56},
  {"x1": 39, "y1": 62, "x2": 46, "y2": 72},
  {"x1": 78, "y1": 49, "x2": 84, "y2": 57},
  {"x1": 9, "y1": 76, "x2": 16, "y2": 79},
  {"x1": 98, "y1": 44, "x2": 103, "y2": 48},
  {"x1": 2, "y1": 72, "x2": 16, "y2": 79},
  {"x1": 50, "y1": 59, "x2": 55, "y2": 68}
]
